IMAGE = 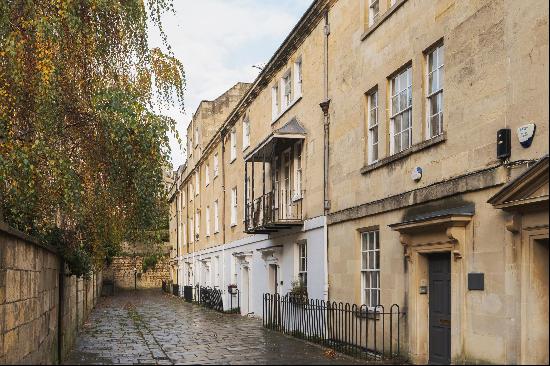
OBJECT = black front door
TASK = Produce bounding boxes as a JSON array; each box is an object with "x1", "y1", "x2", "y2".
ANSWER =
[{"x1": 429, "y1": 253, "x2": 451, "y2": 364}]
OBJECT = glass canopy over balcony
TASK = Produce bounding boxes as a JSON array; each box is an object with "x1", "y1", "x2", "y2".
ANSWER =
[{"x1": 244, "y1": 118, "x2": 306, "y2": 234}]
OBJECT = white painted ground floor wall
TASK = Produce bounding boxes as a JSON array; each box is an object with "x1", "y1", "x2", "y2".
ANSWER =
[{"x1": 177, "y1": 216, "x2": 327, "y2": 317}]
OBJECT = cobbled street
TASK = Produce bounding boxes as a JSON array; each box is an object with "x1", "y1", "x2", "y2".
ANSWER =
[{"x1": 65, "y1": 290, "x2": 360, "y2": 365}]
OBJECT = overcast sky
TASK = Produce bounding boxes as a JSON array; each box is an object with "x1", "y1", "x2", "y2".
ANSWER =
[{"x1": 147, "y1": 0, "x2": 313, "y2": 169}]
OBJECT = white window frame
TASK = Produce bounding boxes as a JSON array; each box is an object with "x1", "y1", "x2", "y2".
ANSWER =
[
  {"x1": 294, "y1": 58, "x2": 303, "y2": 98},
  {"x1": 213, "y1": 153, "x2": 219, "y2": 178},
  {"x1": 205, "y1": 164, "x2": 210, "y2": 187},
  {"x1": 243, "y1": 116, "x2": 250, "y2": 150},
  {"x1": 189, "y1": 183, "x2": 194, "y2": 201},
  {"x1": 293, "y1": 141, "x2": 303, "y2": 200},
  {"x1": 426, "y1": 44, "x2": 444, "y2": 139},
  {"x1": 390, "y1": 66, "x2": 413, "y2": 155},
  {"x1": 214, "y1": 200, "x2": 219, "y2": 233},
  {"x1": 368, "y1": 0, "x2": 380, "y2": 26},
  {"x1": 361, "y1": 230, "x2": 380, "y2": 309},
  {"x1": 195, "y1": 172, "x2": 200, "y2": 196},
  {"x1": 230, "y1": 128, "x2": 237, "y2": 162},
  {"x1": 281, "y1": 71, "x2": 292, "y2": 109},
  {"x1": 367, "y1": 89, "x2": 379, "y2": 164},
  {"x1": 231, "y1": 187, "x2": 238, "y2": 226},
  {"x1": 206, "y1": 206, "x2": 211, "y2": 237},
  {"x1": 195, "y1": 209, "x2": 200, "y2": 239},
  {"x1": 298, "y1": 242, "x2": 307, "y2": 288},
  {"x1": 272, "y1": 84, "x2": 280, "y2": 119}
]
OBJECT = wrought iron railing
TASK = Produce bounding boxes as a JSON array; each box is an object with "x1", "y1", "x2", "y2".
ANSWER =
[
  {"x1": 197, "y1": 286, "x2": 224, "y2": 312},
  {"x1": 227, "y1": 287, "x2": 241, "y2": 314},
  {"x1": 262, "y1": 293, "x2": 405, "y2": 361},
  {"x1": 246, "y1": 190, "x2": 303, "y2": 231},
  {"x1": 194, "y1": 286, "x2": 240, "y2": 314}
]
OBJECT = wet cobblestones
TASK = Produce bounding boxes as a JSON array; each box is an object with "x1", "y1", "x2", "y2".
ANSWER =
[{"x1": 65, "y1": 290, "x2": 360, "y2": 365}]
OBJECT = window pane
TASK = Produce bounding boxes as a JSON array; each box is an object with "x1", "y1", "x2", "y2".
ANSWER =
[
  {"x1": 439, "y1": 94, "x2": 444, "y2": 128},
  {"x1": 403, "y1": 110, "x2": 411, "y2": 129},
  {"x1": 375, "y1": 250, "x2": 380, "y2": 270},
  {"x1": 395, "y1": 113, "x2": 403, "y2": 133},
  {"x1": 399, "y1": 90, "x2": 407, "y2": 111},
  {"x1": 430, "y1": 95, "x2": 439, "y2": 116},
  {"x1": 432, "y1": 115, "x2": 440, "y2": 136},
  {"x1": 370, "y1": 108, "x2": 377, "y2": 127},
  {"x1": 368, "y1": 250, "x2": 374, "y2": 269},
  {"x1": 362, "y1": 234, "x2": 368, "y2": 251},
  {"x1": 367, "y1": 232, "x2": 373, "y2": 250},
  {"x1": 394, "y1": 132, "x2": 401, "y2": 154},
  {"x1": 402, "y1": 128, "x2": 410, "y2": 150}
]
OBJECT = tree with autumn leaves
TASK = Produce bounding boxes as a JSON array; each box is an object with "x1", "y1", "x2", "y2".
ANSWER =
[{"x1": 0, "y1": 0, "x2": 184, "y2": 277}]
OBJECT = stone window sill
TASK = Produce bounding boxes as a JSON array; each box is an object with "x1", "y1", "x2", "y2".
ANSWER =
[
  {"x1": 361, "y1": 0, "x2": 409, "y2": 42},
  {"x1": 361, "y1": 133, "x2": 447, "y2": 175}
]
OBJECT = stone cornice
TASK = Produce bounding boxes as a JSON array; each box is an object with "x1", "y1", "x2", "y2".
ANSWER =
[{"x1": 328, "y1": 165, "x2": 507, "y2": 225}]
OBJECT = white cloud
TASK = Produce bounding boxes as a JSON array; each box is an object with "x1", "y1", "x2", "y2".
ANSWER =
[{"x1": 148, "y1": 0, "x2": 312, "y2": 168}]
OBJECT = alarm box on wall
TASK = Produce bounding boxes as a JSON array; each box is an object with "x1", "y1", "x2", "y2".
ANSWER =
[{"x1": 497, "y1": 128, "x2": 512, "y2": 160}]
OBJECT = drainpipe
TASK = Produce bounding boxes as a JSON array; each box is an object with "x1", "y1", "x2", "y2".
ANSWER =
[
  {"x1": 320, "y1": 11, "x2": 331, "y2": 303},
  {"x1": 221, "y1": 133, "x2": 228, "y2": 304},
  {"x1": 221, "y1": 134, "x2": 228, "y2": 252},
  {"x1": 218, "y1": 130, "x2": 226, "y2": 304}
]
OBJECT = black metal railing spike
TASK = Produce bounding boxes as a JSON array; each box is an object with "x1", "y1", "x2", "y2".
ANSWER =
[{"x1": 261, "y1": 293, "x2": 404, "y2": 362}]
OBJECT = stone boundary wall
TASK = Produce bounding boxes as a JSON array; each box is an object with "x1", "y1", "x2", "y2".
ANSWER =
[
  {"x1": 0, "y1": 222, "x2": 103, "y2": 364},
  {"x1": 104, "y1": 256, "x2": 170, "y2": 290}
]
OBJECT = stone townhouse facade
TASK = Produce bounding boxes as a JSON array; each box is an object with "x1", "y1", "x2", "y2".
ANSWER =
[
  {"x1": 169, "y1": 0, "x2": 549, "y2": 364},
  {"x1": 169, "y1": 1, "x2": 333, "y2": 316}
]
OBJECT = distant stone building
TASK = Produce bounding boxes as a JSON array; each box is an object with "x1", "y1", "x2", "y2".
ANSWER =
[
  {"x1": 169, "y1": 0, "x2": 549, "y2": 364},
  {"x1": 104, "y1": 241, "x2": 171, "y2": 290}
]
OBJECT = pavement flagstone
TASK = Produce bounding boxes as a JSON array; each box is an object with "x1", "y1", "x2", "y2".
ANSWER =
[{"x1": 65, "y1": 289, "x2": 362, "y2": 365}]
